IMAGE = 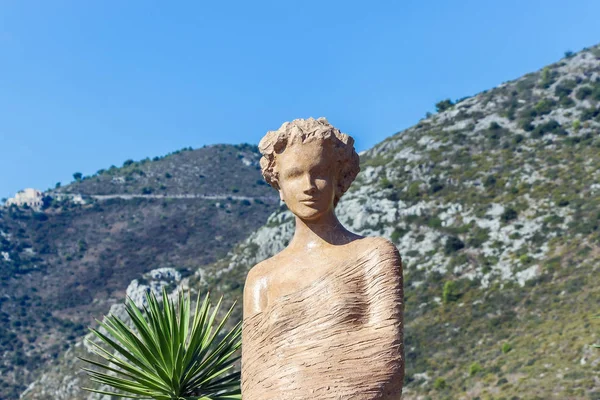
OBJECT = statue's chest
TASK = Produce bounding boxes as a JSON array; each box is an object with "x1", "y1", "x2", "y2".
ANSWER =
[{"x1": 265, "y1": 263, "x2": 369, "y2": 329}]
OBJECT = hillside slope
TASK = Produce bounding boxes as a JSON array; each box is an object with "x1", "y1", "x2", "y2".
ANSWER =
[
  {"x1": 0, "y1": 144, "x2": 278, "y2": 399},
  {"x1": 22, "y1": 45, "x2": 600, "y2": 400},
  {"x1": 196, "y1": 45, "x2": 600, "y2": 399}
]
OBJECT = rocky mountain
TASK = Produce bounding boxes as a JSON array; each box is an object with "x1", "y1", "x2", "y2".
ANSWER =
[
  {"x1": 198, "y1": 46, "x2": 600, "y2": 399},
  {"x1": 15, "y1": 44, "x2": 600, "y2": 399},
  {"x1": 0, "y1": 144, "x2": 279, "y2": 399}
]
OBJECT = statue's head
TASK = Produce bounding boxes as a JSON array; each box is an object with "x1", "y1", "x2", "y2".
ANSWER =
[{"x1": 258, "y1": 117, "x2": 360, "y2": 220}]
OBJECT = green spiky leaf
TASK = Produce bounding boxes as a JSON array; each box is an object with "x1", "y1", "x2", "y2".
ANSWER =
[{"x1": 79, "y1": 288, "x2": 241, "y2": 400}]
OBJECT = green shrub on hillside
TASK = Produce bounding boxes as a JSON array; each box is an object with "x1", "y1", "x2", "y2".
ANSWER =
[
  {"x1": 435, "y1": 99, "x2": 455, "y2": 113},
  {"x1": 539, "y1": 67, "x2": 557, "y2": 88},
  {"x1": 442, "y1": 281, "x2": 460, "y2": 303},
  {"x1": 380, "y1": 177, "x2": 394, "y2": 189},
  {"x1": 554, "y1": 79, "x2": 578, "y2": 97},
  {"x1": 530, "y1": 120, "x2": 566, "y2": 138},
  {"x1": 433, "y1": 377, "x2": 447, "y2": 390},
  {"x1": 428, "y1": 177, "x2": 444, "y2": 193},
  {"x1": 518, "y1": 118, "x2": 534, "y2": 132},
  {"x1": 500, "y1": 207, "x2": 518, "y2": 223},
  {"x1": 575, "y1": 80, "x2": 600, "y2": 101},
  {"x1": 469, "y1": 362, "x2": 482, "y2": 376},
  {"x1": 519, "y1": 254, "x2": 534, "y2": 265},
  {"x1": 580, "y1": 107, "x2": 600, "y2": 121},
  {"x1": 444, "y1": 236, "x2": 465, "y2": 255},
  {"x1": 534, "y1": 98, "x2": 556, "y2": 115},
  {"x1": 407, "y1": 182, "x2": 422, "y2": 199},
  {"x1": 467, "y1": 227, "x2": 490, "y2": 249},
  {"x1": 484, "y1": 175, "x2": 497, "y2": 188},
  {"x1": 559, "y1": 96, "x2": 575, "y2": 108},
  {"x1": 391, "y1": 227, "x2": 409, "y2": 243},
  {"x1": 513, "y1": 134, "x2": 524, "y2": 144},
  {"x1": 576, "y1": 86, "x2": 593, "y2": 99}
]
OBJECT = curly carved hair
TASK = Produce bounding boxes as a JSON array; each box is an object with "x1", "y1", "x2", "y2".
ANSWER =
[{"x1": 258, "y1": 117, "x2": 360, "y2": 207}]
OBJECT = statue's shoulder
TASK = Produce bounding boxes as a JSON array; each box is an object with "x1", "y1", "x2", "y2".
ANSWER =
[
  {"x1": 247, "y1": 250, "x2": 285, "y2": 279},
  {"x1": 245, "y1": 257, "x2": 274, "y2": 287},
  {"x1": 360, "y1": 236, "x2": 400, "y2": 257},
  {"x1": 244, "y1": 251, "x2": 285, "y2": 296},
  {"x1": 357, "y1": 236, "x2": 402, "y2": 274},
  {"x1": 359, "y1": 237, "x2": 403, "y2": 292},
  {"x1": 244, "y1": 256, "x2": 279, "y2": 318}
]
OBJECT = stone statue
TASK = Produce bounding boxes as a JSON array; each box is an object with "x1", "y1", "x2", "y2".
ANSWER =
[{"x1": 242, "y1": 117, "x2": 404, "y2": 399}]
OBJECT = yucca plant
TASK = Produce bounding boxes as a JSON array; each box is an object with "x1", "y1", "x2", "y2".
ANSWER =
[{"x1": 79, "y1": 288, "x2": 242, "y2": 399}]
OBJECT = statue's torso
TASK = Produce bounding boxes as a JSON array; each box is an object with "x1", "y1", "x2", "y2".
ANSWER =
[{"x1": 242, "y1": 237, "x2": 404, "y2": 400}]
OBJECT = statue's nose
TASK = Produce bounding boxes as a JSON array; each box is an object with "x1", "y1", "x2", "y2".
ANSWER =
[{"x1": 303, "y1": 175, "x2": 317, "y2": 195}]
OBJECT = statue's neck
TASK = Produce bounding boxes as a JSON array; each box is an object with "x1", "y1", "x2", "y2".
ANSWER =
[{"x1": 290, "y1": 211, "x2": 352, "y2": 251}]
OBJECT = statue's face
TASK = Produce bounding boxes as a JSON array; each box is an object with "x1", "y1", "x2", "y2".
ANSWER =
[{"x1": 276, "y1": 139, "x2": 336, "y2": 221}]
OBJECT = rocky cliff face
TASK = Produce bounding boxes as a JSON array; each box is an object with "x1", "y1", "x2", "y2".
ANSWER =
[{"x1": 18, "y1": 45, "x2": 600, "y2": 399}]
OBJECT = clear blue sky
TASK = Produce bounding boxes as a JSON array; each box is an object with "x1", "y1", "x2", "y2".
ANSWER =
[{"x1": 1, "y1": 0, "x2": 599, "y2": 200}]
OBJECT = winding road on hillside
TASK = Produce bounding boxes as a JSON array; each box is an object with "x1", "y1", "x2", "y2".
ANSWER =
[{"x1": 57, "y1": 193, "x2": 280, "y2": 202}]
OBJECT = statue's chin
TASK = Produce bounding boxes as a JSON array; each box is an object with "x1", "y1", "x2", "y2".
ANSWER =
[{"x1": 290, "y1": 205, "x2": 327, "y2": 222}]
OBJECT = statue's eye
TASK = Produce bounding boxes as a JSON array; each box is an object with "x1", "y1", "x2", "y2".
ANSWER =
[
  {"x1": 284, "y1": 168, "x2": 302, "y2": 179},
  {"x1": 310, "y1": 165, "x2": 327, "y2": 176}
]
